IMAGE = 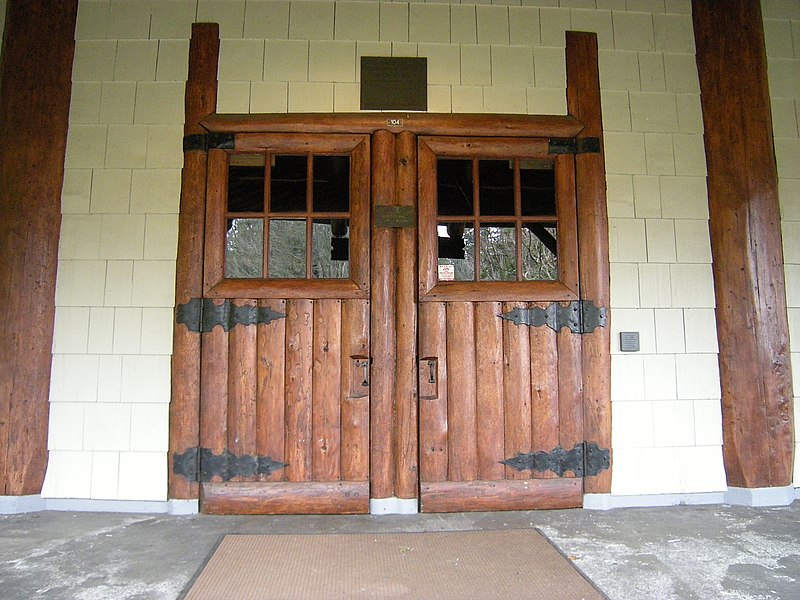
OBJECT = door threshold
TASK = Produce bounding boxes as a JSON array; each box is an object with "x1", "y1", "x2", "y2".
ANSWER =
[{"x1": 370, "y1": 497, "x2": 419, "y2": 515}]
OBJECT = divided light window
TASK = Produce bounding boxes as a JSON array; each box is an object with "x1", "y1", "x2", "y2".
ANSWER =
[
  {"x1": 436, "y1": 158, "x2": 558, "y2": 283},
  {"x1": 225, "y1": 153, "x2": 351, "y2": 280},
  {"x1": 418, "y1": 136, "x2": 579, "y2": 302}
]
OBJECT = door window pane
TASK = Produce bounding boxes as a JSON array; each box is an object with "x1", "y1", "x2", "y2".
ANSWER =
[
  {"x1": 479, "y1": 224, "x2": 517, "y2": 281},
  {"x1": 313, "y1": 155, "x2": 350, "y2": 213},
  {"x1": 438, "y1": 223, "x2": 474, "y2": 281},
  {"x1": 226, "y1": 218, "x2": 264, "y2": 278},
  {"x1": 270, "y1": 155, "x2": 307, "y2": 213},
  {"x1": 479, "y1": 160, "x2": 515, "y2": 216},
  {"x1": 312, "y1": 219, "x2": 350, "y2": 279},
  {"x1": 228, "y1": 154, "x2": 265, "y2": 213},
  {"x1": 268, "y1": 219, "x2": 306, "y2": 278},
  {"x1": 522, "y1": 224, "x2": 558, "y2": 281},
  {"x1": 437, "y1": 159, "x2": 473, "y2": 216},
  {"x1": 520, "y1": 161, "x2": 556, "y2": 217}
]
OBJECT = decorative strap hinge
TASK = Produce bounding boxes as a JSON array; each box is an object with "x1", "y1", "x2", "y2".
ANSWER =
[
  {"x1": 549, "y1": 137, "x2": 601, "y2": 155},
  {"x1": 183, "y1": 132, "x2": 236, "y2": 152},
  {"x1": 173, "y1": 447, "x2": 287, "y2": 482},
  {"x1": 501, "y1": 442, "x2": 610, "y2": 478},
  {"x1": 176, "y1": 298, "x2": 286, "y2": 333},
  {"x1": 499, "y1": 300, "x2": 606, "y2": 334}
]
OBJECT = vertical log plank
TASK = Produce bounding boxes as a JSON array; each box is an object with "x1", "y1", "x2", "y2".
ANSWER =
[
  {"x1": 341, "y1": 299, "x2": 370, "y2": 481},
  {"x1": 475, "y1": 302, "x2": 506, "y2": 481},
  {"x1": 285, "y1": 299, "x2": 314, "y2": 482},
  {"x1": 170, "y1": 23, "x2": 220, "y2": 499},
  {"x1": 370, "y1": 129, "x2": 397, "y2": 499},
  {"x1": 257, "y1": 299, "x2": 286, "y2": 482},
  {"x1": 503, "y1": 302, "x2": 532, "y2": 480},
  {"x1": 0, "y1": 0, "x2": 78, "y2": 495},
  {"x1": 557, "y1": 327, "x2": 583, "y2": 476},
  {"x1": 692, "y1": 0, "x2": 794, "y2": 488},
  {"x1": 529, "y1": 303, "x2": 560, "y2": 475},
  {"x1": 199, "y1": 320, "x2": 229, "y2": 481},
  {"x1": 446, "y1": 303, "x2": 479, "y2": 481},
  {"x1": 312, "y1": 299, "x2": 342, "y2": 481},
  {"x1": 394, "y1": 130, "x2": 419, "y2": 499},
  {"x1": 566, "y1": 31, "x2": 612, "y2": 493},
  {"x1": 227, "y1": 300, "x2": 258, "y2": 481},
  {"x1": 419, "y1": 302, "x2": 449, "y2": 482}
]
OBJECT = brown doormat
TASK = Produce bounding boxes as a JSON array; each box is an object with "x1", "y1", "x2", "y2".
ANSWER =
[{"x1": 182, "y1": 530, "x2": 607, "y2": 600}]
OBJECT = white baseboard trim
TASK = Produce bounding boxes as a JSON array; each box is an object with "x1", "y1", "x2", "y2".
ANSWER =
[
  {"x1": 370, "y1": 497, "x2": 419, "y2": 515},
  {"x1": 0, "y1": 494, "x2": 47, "y2": 514},
  {"x1": 0, "y1": 495, "x2": 195, "y2": 515},
  {"x1": 724, "y1": 485, "x2": 796, "y2": 507},
  {"x1": 583, "y1": 492, "x2": 725, "y2": 510}
]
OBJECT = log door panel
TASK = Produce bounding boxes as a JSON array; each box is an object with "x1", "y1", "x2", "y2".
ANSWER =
[
  {"x1": 416, "y1": 136, "x2": 586, "y2": 512},
  {"x1": 198, "y1": 134, "x2": 371, "y2": 514}
]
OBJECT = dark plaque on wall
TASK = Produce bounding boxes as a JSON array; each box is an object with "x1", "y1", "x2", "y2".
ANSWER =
[{"x1": 360, "y1": 56, "x2": 427, "y2": 111}]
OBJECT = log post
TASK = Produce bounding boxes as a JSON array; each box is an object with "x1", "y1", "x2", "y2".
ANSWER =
[
  {"x1": 692, "y1": 0, "x2": 794, "y2": 488},
  {"x1": 565, "y1": 31, "x2": 613, "y2": 494},
  {"x1": 168, "y1": 23, "x2": 220, "y2": 499},
  {"x1": 0, "y1": 0, "x2": 78, "y2": 496}
]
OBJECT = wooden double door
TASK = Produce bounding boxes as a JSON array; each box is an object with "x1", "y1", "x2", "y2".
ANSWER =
[{"x1": 193, "y1": 117, "x2": 601, "y2": 514}]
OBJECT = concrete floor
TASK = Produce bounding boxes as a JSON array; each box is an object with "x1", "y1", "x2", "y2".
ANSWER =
[{"x1": 1, "y1": 503, "x2": 799, "y2": 600}]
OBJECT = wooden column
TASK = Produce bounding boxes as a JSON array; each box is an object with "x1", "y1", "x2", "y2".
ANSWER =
[
  {"x1": 370, "y1": 129, "x2": 398, "y2": 500},
  {"x1": 0, "y1": 0, "x2": 78, "y2": 496},
  {"x1": 565, "y1": 31, "x2": 613, "y2": 494},
  {"x1": 693, "y1": 1, "x2": 794, "y2": 488},
  {"x1": 168, "y1": 23, "x2": 220, "y2": 499},
  {"x1": 394, "y1": 130, "x2": 419, "y2": 500}
]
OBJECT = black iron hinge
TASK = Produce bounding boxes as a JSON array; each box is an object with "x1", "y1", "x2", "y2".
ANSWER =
[
  {"x1": 549, "y1": 137, "x2": 601, "y2": 155},
  {"x1": 501, "y1": 441, "x2": 610, "y2": 478},
  {"x1": 176, "y1": 298, "x2": 286, "y2": 333},
  {"x1": 499, "y1": 300, "x2": 606, "y2": 334},
  {"x1": 173, "y1": 447, "x2": 287, "y2": 482},
  {"x1": 183, "y1": 132, "x2": 236, "y2": 152}
]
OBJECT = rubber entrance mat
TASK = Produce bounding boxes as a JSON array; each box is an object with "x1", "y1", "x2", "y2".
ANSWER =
[{"x1": 182, "y1": 529, "x2": 607, "y2": 600}]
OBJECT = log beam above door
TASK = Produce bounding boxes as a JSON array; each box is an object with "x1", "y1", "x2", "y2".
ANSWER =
[{"x1": 692, "y1": 0, "x2": 794, "y2": 489}]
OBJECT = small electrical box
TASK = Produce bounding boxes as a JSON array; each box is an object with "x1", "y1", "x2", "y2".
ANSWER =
[{"x1": 619, "y1": 331, "x2": 640, "y2": 352}]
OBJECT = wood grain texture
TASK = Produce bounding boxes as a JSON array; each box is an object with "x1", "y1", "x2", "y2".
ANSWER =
[
  {"x1": 200, "y1": 320, "x2": 229, "y2": 482},
  {"x1": 312, "y1": 299, "x2": 342, "y2": 481},
  {"x1": 565, "y1": 31, "x2": 612, "y2": 494},
  {"x1": 341, "y1": 299, "x2": 370, "y2": 481},
  {"x1": 502, "y1": 303, "x2": 533, "y2": 480},
  {"x1": 420, "y1": 479, "x2": 582, "y2": 512},
  {"x1": 394, "y1": 130, "x2": 419, "y2": 499},
  {"x1": 284, "y1": 299, "x2": 314, "y2": 483},
  {"x1": 169, "y1": 23, "x2": 219, "y2": 499},
  {"x1": 203, "y1": 112, "x2": 584, "y2": 138},
  {"x1": 475, "y1": 303, "x2": 506, "y2": 481},
  {"x1": 201, "y1": 481, "x2": 369, "y2": 514},
  {"x1": 692, "y1": 1, "x2": 794, "y2": 487},
  {"x1": 369, "y1": 129, "x2": 397, "y2": 499},
  {"x1": 227, "y1": 300, "x2": 258, "y2": 481},
  {"x1": 0, "y1": 0, "x2": 78, "y2": 495},
  {"x1": 257, "y1": 299, "x2": 286, "y2": 482},
  {"x1": 419, "y1": 302, "x2": 449, "y2": 483}
]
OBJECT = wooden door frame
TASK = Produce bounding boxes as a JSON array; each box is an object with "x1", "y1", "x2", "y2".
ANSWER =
[{"x1": 169, "y1": 30, "x2": 612, "y2": 508}]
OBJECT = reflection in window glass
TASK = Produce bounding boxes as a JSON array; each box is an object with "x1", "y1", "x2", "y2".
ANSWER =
[
  {"x1": 226, "y1": 218, "x2": 263, "y2": 278},
  {"x1": 520, "y1": 161, "x2": 556, "y2": 217},
  {"x1": 228, "y1": 155, "x2": 266, "y2": 213},
  {"x1": 313, "y1": 156, "x2": 350, "y2": 213},
  {"x1": 479, "y1": 160, "x2": 515, "y2": 216},
  {"x1": 268, "y1": 220, "x2": 306, "y2": 278},
  {"x1": 479, "y1": 224, "x2": 517, "y2": 281},
  {"x1": 312, "y1": 219, "x2": 350, "y2": 279},
  {"x1": 270, "y1": 155, "x2": 307, "y2": 213},
  {"x1": 437, "y1": 159, "x2": 473, "y2": 216},
  {"x1": 438, "y1": 224, "x2": 474, "y2": 281},
  {"x1": 522, "y1": 224, "x2": 558, "y2": 281}
]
